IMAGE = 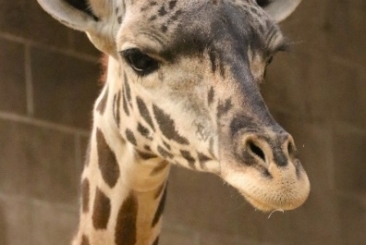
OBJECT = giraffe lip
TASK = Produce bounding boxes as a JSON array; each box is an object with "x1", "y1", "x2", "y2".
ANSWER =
[
  {"x1": 242, "y1": 193, "x2": 298, "y2": 212},
  {"x1": 241, "y1": 193, "x2": 278, "y2": 212},
  {"x1": 221, "y1": 160, "x2": 310, "y2": 212},
  {"x1": 239, "y1": 181, "x2": 309, "y2": 212},
  {"x1": 241, "y1": 187, "x2": 303, "y2": 212}
]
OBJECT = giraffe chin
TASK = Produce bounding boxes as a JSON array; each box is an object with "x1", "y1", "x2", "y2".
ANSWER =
[
  {"x1": 242, "y1": 194, "x2": 282, "y2": 212},
  {"x1": 241, "y1": 192, "x2": 304, "y2": 212},
  {"x1": 239, "y1": 183, "x2": 310, "y2": 212},
  {"x1": 221, "y1": 163, "x2": 311, "y2": 213}
]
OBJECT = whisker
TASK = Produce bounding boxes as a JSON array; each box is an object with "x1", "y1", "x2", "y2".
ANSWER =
[{"x1": 268, "y1": 209, "x2": 284, "y2": 219}]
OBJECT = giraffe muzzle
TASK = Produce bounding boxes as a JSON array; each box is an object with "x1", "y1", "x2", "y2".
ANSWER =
[{"x1": 220, "y1": 126, "x2": 310, "y2": 212}]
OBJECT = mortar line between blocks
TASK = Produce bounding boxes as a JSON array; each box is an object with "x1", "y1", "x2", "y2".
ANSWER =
[
  {"x1": 0, "y1": 111, "x2": 89, "y2": 136},
  {"x1": 0, "y1": 31, "x2": 98, "y2": 63},
  {"x1": 0, "y1": 193, "x2": 79, "y2": 212}
]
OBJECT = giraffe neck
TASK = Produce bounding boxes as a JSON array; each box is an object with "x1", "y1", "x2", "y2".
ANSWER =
[{"x1": 73, "y1": 56, "x2": 170, "y2": 245}]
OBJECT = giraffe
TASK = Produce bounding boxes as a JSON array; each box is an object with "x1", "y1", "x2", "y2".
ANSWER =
[{"x1": 37, "y1": 0, "x2": 310, "y2": 244}]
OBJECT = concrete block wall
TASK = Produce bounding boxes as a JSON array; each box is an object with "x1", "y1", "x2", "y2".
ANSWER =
[
  {"x1": 0, "y1": 1, "x2": 101, "y2": 245},
  {"x1": 0, "y1": 0, "x2": 365, "y2": 245},
  {"x1": 261, "y1": 0, "x2": 366, "y2": 244}
]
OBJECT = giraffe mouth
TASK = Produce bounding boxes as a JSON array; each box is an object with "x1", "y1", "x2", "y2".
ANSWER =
[
  {"x1": 242, "y1": 193, "x2": 284, "y2": 212},
  {"x1": 239, "y1": 177, "x2": 310, "y2": 212},
  {"x1": 220, "y1": 159, "x2": 310, "y2": 212},
  {"x1": 241, "y1": 191, "x2": 300, "y2": 212}
]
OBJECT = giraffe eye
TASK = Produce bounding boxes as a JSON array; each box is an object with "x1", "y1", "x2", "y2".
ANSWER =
[{"x1": 122, "y1": 48, "x2": 159, "y2": 76}]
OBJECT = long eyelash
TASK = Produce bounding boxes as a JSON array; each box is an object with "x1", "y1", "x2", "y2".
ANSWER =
[
  {"x1": 276, "y1": 40, "x2": 291, "y2": 52},
  {"x1": 271, "y1": 36, "x2": 292, "y2": 53},
  {"x1": 266, "y1": 34, "x2": 291, "y2": 55}
]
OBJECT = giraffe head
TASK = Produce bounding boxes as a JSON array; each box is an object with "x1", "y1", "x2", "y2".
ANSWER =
[{"x1": 38, "y1": 0, "x2": 309, "y2": 212}]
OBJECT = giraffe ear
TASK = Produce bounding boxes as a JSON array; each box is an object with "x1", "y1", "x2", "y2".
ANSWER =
[
  {"x1": 37, "y1": 0, "x2": 100, "y2": 32},
  {"x1": 37, "y1": 0, "x2": 118, "y2": 55},
  {"x1": 256, "y1": 0, "x2": 302, "y2": 23}
]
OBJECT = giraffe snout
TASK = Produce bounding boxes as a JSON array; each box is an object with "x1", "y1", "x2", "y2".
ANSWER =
[{"x1": 221, "y1": 129, "x2": 311, "y2": 211}]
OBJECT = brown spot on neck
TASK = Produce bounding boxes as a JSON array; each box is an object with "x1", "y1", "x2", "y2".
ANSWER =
[
  {"x1": 96, "y1": 128, "x2": 120, "y2": 188},
  {"x1": 81, "y1": 235, "x2": 90, "y2": 245},
  {"x1": 92, "y1": 188, "x2": 111, "y2": 229},
  {"x1": 152, "y1": 185, "x2": 168, "y2": 227},
  {"x1": 152, "y1": 236, "x2": 159, "y2": 245},
  {"x1": 115, "y1": 192, "x2": 138, "y2": 245},
  {"x1": 81, "y1": 179, "x2": 90, "y2": 213}
]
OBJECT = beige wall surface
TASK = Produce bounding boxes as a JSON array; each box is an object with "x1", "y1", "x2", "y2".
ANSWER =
[{"x1": 0, "y1": 1, "x2": 365, "y2": 245}]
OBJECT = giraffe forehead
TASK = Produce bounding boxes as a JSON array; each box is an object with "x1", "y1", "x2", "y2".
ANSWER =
[{"x1": 121, "y1": 0, "x2": 281, "y2": 58}]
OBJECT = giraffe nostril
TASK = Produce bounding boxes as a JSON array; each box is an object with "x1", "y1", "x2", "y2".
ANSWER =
[
  {"x1": 286, "y1": 139, "x2": 297, "y2": 157},
  {"x1": 287, "y1": 141, "x2": 293, "y2": 155},
  {"x1": 247, "y1": 140, "x2": 266, "y2": 162}
]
